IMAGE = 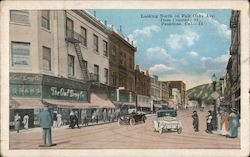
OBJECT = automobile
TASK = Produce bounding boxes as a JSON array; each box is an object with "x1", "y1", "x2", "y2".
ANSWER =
[
  {"x1": 153, "y1": 109, "x2": 182, "y2": 134},
  {"x1": 118, "y1": 112, "x2": 146, "y2": 125}
]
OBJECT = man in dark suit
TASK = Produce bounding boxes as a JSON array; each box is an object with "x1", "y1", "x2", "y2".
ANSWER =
[{"x1": 39, "y1": 106, "x2": 55, "y2": 147}]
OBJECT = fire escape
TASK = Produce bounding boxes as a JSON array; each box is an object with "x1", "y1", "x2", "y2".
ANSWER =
[{"x1": 65, "y1": 29, "x2": 89, "y2": 81}]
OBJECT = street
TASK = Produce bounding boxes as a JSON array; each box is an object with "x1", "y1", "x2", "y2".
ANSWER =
[{"x1": 10, "y1": 109, "x2": 240, "y2": 149}]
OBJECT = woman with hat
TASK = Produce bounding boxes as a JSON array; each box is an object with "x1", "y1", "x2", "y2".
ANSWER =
[
  {"x1": 229, "y1": 108, "x2": 240, "y2": 138},
  {"x1": 220, "y1": 109, "x2": 230, "y2": 136}
]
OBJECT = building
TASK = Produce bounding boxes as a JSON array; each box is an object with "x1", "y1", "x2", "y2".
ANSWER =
[
  {"x1": 167, "y1": 81, "x2": 186, "y2": 108},
  {"x1": 224, "y1": 10, "x2": 240, "y2": 112},
  {"x1": 107, "y1": 27, "x2": 137, "y2": 113},
  {"x1": 9, "y1": 10, "x2": 115, "y2": 128},
  {"x1": 150, "y1": 75, "x2": 162, "y2": 112},
  {"x1": 134, "y1": 65, "x2": 151, "y2": 112},
  {"x1": 171, "y1": 88, "x2": 181, "y2": 109},
  {"x1": 161, "y1": 81, "x2": 170, "y2": 108}
]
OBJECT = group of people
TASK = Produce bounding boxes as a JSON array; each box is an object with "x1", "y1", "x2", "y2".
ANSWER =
[
  {"x1": 14, "y1": 113, "x2": 29, "y2": 133},
  {"x1": 52, "y1": 111, "x2": 62, "y2": 128},
  {"x1": 192, "y1": 107, "x2": 240, "y2": 138}
]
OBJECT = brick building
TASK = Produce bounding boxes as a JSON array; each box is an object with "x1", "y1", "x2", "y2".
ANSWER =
[{"x1": 167, "y1": 81, "x2": 186, "y2": 106}]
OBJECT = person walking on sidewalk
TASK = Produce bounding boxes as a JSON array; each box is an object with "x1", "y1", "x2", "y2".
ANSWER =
[
  {"x1": 39, "y1": 106, "x2": 54, "y2": 147},
  {"x1": 229, "y1": 108, "x2": 240, "y2": 138},
  {"x1": 52, "y1": 111, "x2": 57, "y2": 128},
  {"x1": 22, "y1": 113, "x2": 29, "y2": 130},
  {"x1": 206, "y1": 110, "x2": 213, "y2": 133},
  {"x1": 69, "y1": 111, "x2": 75, "y2": 128},
  {"x1": 14, "y1": 113, "x2": 21, "y2": 133},
  {"x1": 220, "y1": 109, "x2": 230, "y2": 136},
  {"x1": 74, "y1": 111, "x2": 80, "y2": 129},
  {"x1": 56, "y1": 113, "x2": 62, "y2": 128},
  {"x1": 192, "y1": 110, "x2": 199, "y2": 132}
]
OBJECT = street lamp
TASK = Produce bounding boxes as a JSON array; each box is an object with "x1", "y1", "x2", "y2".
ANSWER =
[{"x1": 211, "y1": 73, "x2": 217, "y2": 130}]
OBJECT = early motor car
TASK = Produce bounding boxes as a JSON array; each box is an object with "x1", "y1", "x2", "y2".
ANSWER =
[
  {"x1": 118, "y1": 112, "x2": 146, "y2": 125},
  {"x1": 153, "y1": 109, "x2": 182, "y2": 134}
]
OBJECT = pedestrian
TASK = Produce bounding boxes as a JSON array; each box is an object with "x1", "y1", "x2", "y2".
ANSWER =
[
  {"x1": 39, "y1": 106, "x2": 54, "y2": 147},
  {"x1": 192, "y1": 110, "x2": 199, "y2": 132},
  {"x1": 56, "y1": 113, "x2": 62, "y2": 128},
  {"x1": 22, "y1": 113, "x2": 29, "y2": 130},
  {"x1": 220, "y1": 109, "x2": 230, "y2": 136},
  {"x1": 108, "y1": 110, "x2": 111, "y2": 122},
  {"x1": 206, "y1": 110, "x2": 213, "y2": 133},
  {"x1": 103, "y1": 109, "x2": 107, "y2": 122},
  {"x1": 228, "y1": 108, "x2": 240, "y2": 138},
  {"x1": 52, "y1": 111, "x2": 57, "y2": 128},
  {"x1": 69, "y1": 111, "x2": 75, "y2": 128},
  {"x1": 74, "y1": 111, "x2": 80, "y2": 128},
  {"x1": 83, "y1": 114, "x2": 88, "y2": 126},
  {"x1": 14, "y1": 113, "x2": 21, "y2": 133}
]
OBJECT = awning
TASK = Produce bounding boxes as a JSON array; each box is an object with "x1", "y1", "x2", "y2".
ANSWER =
[
  {"x1": 10, "y1": 99, "x2": 44, "y2": 109},
  {"x1": 43, "y1": 99, "x2": 99, "y2": 109},
  {"x1": 90, "y1": 93, "x2": 115, "y2": 108}
]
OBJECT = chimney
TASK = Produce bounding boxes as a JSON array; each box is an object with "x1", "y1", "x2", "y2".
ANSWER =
[{"x1": 94, "y1": 11, "x2": 96, "y2": 17}]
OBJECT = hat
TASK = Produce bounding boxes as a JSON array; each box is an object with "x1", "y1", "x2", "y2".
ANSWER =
[
  {"x1": 208, "y1": 110, "x2": 212, "y2": 113},
  {"x1": 231, "y1": 108, "x2": 237, "y2": 112},
  {"x1": 193, "y1": 110, "x2": 197, "y2": 113}
]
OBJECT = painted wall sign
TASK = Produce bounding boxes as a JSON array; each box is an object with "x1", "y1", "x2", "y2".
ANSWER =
[{"x1": 10, "y1": 85, "x2": 41, "y2": 97}]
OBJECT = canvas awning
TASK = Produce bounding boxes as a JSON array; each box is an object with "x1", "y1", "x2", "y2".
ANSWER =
[
  {"x1": 90, "y1": 93, "x2": 115, "y2": 108},
  {"x1": 10, "y1": 99, "x2": 44, "y2": 109},
  {"x1": 42, "y1": 99, "x2": 99, "y2": 109}
]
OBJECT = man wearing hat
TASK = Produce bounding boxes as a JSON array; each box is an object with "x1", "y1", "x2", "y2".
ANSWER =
[
  {"x1": 229, "y1": 108, "x2": 240, "y2": 138},
  {"x1": 192, "y1": 110, "x2": 199, "y2": 132},
  {"x1": 39, "y1": 106, "x2": 55, "y2": 146}
]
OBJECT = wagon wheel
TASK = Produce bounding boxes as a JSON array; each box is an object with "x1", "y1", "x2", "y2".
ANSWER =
[
  {"x1": 177, "y1": 127, "x2": 182, "y2": 134},
  {"x1": 159, "y1": 128, "x2": 163, "y2": 134},
  {"x1": 118, "y1": 119, "x2": 122, "y2": 126},
  {"x1": 130, "y1": 118, "x2": 136, "y2": 125}
]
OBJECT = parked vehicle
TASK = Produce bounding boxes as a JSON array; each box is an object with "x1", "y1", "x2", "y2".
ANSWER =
[
  {"x1": 153, "y1": 109, "x2": 182, "y2": 134},
  {"x1": 118, "y1": 112, "x2": 146, "y2": 125}
]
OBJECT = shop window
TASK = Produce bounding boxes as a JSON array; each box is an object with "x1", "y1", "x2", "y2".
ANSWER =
[
  {"x1": 42, "y1": 46, "x2": 51, "y2": 71},
  {"x1": 10, "y1": 10, "x2": 29, "y2": 24},
  {"x1": 11, "y1": 42, "x2": 30, "y2": 67},
  {"x1": 41, "y1": 10, "x2": 50, "y2": 30},
  {"x1": 68, "y1": 55, "x2": 75, "y2": 76}
]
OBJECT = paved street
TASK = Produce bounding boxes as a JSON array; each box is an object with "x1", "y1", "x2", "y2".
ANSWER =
[{"x1": 10, "y1": 109, "x2": 240, "y2": 149}]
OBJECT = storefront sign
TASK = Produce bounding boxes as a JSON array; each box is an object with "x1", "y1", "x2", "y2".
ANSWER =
[
  {"x1": 10, "y1": 73, "x2": 42, "y2": 84},
  {"x1": 43, "y1": 86, "x2": 87, "y2": 101},
  {"x1": 10, "y1": 85, "x2": 41, "y2": 97}
]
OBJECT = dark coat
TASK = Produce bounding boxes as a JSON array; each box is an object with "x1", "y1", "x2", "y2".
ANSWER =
[
  {"x1": 39, "y1": 110, "x2": 52, "y2": 128},
  {"x1": 192, "y1": 113, "x2": 199, "y2": 129}
]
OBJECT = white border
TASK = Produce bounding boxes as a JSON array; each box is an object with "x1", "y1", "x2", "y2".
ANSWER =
[{"x1": 1, "y1": 1, "x2": 249, "y2": 157}]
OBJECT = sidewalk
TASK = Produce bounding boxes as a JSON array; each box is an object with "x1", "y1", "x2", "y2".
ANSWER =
[{"x1": 10, "y1": 119, "x2": 119, "y2": 134}]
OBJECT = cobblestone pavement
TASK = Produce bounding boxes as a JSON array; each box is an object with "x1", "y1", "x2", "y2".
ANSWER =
[{"x1": 9, "y1": 109, "x2": 240, "y2": 149}]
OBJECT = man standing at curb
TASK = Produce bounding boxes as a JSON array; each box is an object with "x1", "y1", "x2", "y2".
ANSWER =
[{"x1": 39, "y1": 106, "x2": 55, "y2": 147}]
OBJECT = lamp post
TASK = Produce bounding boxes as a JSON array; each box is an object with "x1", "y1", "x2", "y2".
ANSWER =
[{"x1": 211, "y1": 73, "x2": 217, "y2": 130}]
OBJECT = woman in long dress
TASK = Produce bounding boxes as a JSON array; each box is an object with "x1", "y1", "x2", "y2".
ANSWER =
[
  {"x1": 14, "y1": 113, "x2": 21, "y2": 133},
  {"x1": 229, "y1": 108, "x2": 240, "y2": 138},
  {"x1": 220, "y1": 110, "x2": 230, "y2": 136},
  {"x1": 22, "y1": 113, "x2": 29, "y2": 129}
]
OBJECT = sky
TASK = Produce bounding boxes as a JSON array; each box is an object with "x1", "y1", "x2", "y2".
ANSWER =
[{"x1": 88, "y1": 9, "x2": 232, "y2": 89}]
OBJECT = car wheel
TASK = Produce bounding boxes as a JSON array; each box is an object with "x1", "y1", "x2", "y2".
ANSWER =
[
  {"x1": 130, "y1": 118, "x2": 135, "y2": 125},
  {"x1": 177, "y1": 127, "x2": 182, "y2": 134},
  {"x1": 142, "y1": 116, "x2": 146, "y2": 123},
  {"x1": 159, "y1": 128, "x2": 163, "y2": 134}
]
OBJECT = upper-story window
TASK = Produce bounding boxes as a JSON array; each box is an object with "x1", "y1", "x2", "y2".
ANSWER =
[
  {"x1": 94, "y1": 64, "x2": 99, "y2": 81},
  {"x1": 93, "y1": 34, "x2": 99, "y2": 52},
  {"x1": 111, "y1": 46, "x2": 116, "y2": 60},
  {"x1": 104, "y1": 68, "x2": 108, "y2": 84},
  {"x1": 42, "y1": 46, "x2": 51, "y2": 71},
  {"x1": 80, "y1": 27, "x2": 87, "y2": 46},
  {"x1": 103, "y1": 40, "x2": 108, "y2": 57},
  {"x1": 66, "y1": 18, "x2": 74, "y2": 38},
  {"x1": 41, "y1": 10, "x2": 50, "y2": 30},
  {"x1": 10, "y1": 10, "x2": 29, "y2": 24},
  {"x1": 11, "y1": 42, "x2": 30, "y2": 67},
  {"x1": 129, "y1": 57, "x2": 133, "y2": 69},
  {"x1": 68, "y1": 55, "x2": 75, "y2": 76}
]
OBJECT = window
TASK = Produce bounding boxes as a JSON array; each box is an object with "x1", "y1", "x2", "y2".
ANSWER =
[
  {"x1": 111, "y1": 46, "x2": 116, "y2": 60},
  {"x1": 11, "y1": 42, "x2": 30, "y2": 67},
  {"x1": 68, "y1": 55, "x2": 74, "y2": 76},
  {"x1": 129, "y1": 57, "x2": 133, "y2": 69},
  {"x1": 94, "y1": 64, "x2": 99, "y2": 81},
  {"x1": 41, "y1": 10, "x2": 50, "y2": 30},
  {"x1": 104, "y1": 68, "x2": 108, "y2": 84},
  {"x1": 66, "y1": 18, "x2": 73, "y2": 38},
  {"x1": 103, "y1": 41, "x2": 108, "y2": 57},
  {"x1": 93, "y1": 34, "x2": 99, "y2": 52},
  {"x1": 112, "y1": 72, "x2": 117, "y2": 86},
  {"x1": 81, "y1": 27, "x2": 87, "y2": 46},
  {"x1": 42, "y1": 46, "x2": 51, "y2": 71},
  {"x1": 10, "y1": 10, "x2": 29, "y2": 24}
]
